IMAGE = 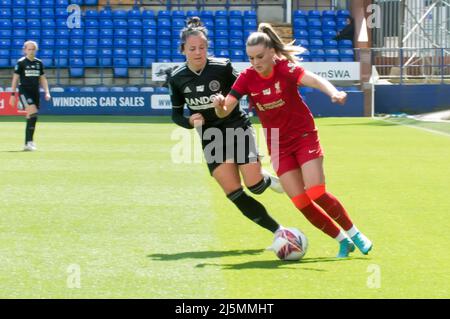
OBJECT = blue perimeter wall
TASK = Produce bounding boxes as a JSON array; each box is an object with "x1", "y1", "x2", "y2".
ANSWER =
[
  {"x1": 375, "y1": 84, "x2": 450, "y2": 114},
  {"x1": 38, "y1": 91, "x2": 365, "y2": 117}
]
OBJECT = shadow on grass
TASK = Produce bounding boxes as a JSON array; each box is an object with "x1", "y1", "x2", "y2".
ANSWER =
[
  {"x1": 147, "y1": 249, "x2": 265, "y2": 261},
  {"x1": 0, "y1": 115, "x2": 173, "y2": 124},
  {"x1": 195, "y1": 256, "x2": 367, "y2": 271}
]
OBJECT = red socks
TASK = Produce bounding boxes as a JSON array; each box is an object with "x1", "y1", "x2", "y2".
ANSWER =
[
  {"x1": 306, "y1": 184, "x2": 354, "y2": 231},
  {"x1": 291, "y1": 193, "x2": 341, "y2": 238}
]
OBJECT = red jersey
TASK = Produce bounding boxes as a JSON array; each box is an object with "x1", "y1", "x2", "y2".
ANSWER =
[{"x1": 230, "y1": 59, "x2": 316, "y2": 150}]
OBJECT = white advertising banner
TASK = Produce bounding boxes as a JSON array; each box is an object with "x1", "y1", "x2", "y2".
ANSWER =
[{"x1": 152, "y1": 61, "x2": 360, "y2": 81}]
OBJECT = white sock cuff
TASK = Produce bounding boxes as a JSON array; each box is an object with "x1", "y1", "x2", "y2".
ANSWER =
[
  {"x1": 335, "y1": 230, "x2": 348, "y2": 243},
  {"x1": 346, "y1": 225, "x2": 359, "y2": 238}
]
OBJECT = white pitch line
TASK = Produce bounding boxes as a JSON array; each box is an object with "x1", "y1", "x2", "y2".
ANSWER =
[{"x1": 373, "y1": 117, "x2": 450, "y2": 138}]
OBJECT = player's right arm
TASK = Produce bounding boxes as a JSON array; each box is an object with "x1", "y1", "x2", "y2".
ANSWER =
[{"x1": 9, "y1": 73, "x2": 19, "y2": 107}]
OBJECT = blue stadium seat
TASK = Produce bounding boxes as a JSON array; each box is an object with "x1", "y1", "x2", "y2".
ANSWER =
[
  {"x1": 337, "y1": 18, "x2": 348, "y2": 30},
  {"x1": 229, "y1": 10, "x2": 242, "y2": 18},
  {"x1": 0, "y1": 29, "x2": 12, "y2": 38},
  {"x1": 41, "y1": 19, "x2": 55, "y2": 29},
  {"x1": 157, "y1": 38, "x2": 171, "y2": 48},
  {"x1": 12, "y1": 29, "x2": 26, "y2": 38},
  {"x1": 124, "y1": 87, "x2": 139, "y2": 92},
  {"x1": 143, "y1": 38, "x2": 156, "y2": 47},
  {"x1": 127, "y1": 9, "x2": 141, "y2": 19},
  {"x1": 41, "y1": 0, "x2": 54, "y2": 7},
  {"x1": 84, "y1": 10, "x2": 98, "y2": 19},
  {"x1": 337, "y1": 10, "x2": 351, "y2": 18},
  {"x1": 129, "y1": 19, "x2": 142, "y2": 29},
  {"x1": 230, "y1": 39, "x2": 244, "y2": 48},
  {"x1": 55, "y1": 38, "x2": 69, "y2": 47},
  {"x1": 85, "y1": 29, "x2": 98, "y2": 39},
  {"x1": 338, "y1": 40, "x2": 353, "y2": 48},
  {"x1": 325, "y1": 49, "x2": 339, "y2": 61},
  {"x1": 95, "y1": 86, "x2": 109, "y2": 92},
  {"x1": 129, "y1": 38, "x2": 142, "y2": 47},
  {"x1": 200, "y1": 10, "x2": 213, "y2": 19},
  {"x1": 322, "y1": 29, "x2": 337, "y2": 39},
  {"x1": 0, "y1": 38, "x2": 10, "y2": 47},
  {"x1": 230, "y1": 50, "x2": 245, "y2": 62},
  {"x1": 203, "y1": 18, "x2": 214, "y2": 29},
  {"x1": 308, "y1": 19, "x2": 321, "y2": 30},
  {"x1": 85, "y1": 19, "x2": 99, "y2": 29},
  {"x1": 215, "y1": 18, "x2": 228, "y2": 30},
  {"x1": 66, "y1": 86, "x2": 80, "y2": 93},
  {"x1": 157, "y1": 29, "x2": 171, "y2": 38},
  {"x1": 186, "y1": 10, "x2": 199, "y2": 18},
  {"x1": 113, "y1": 58, "x2": 128, "y2": 77},
  {"x1": 322, "y1": 10, "x2": 336, "y2": 18},
  {"x1": 142, "y1": 19, "x2": 156, "y2": 29},
  {"x1": 157, "y1": 18, "x2": 171, "y2": 29},
  {"x1": 27, "y1": 8, "x2": 40, "y2": 18},
  {"x1": 293, "y1": 10, "x2": 307, "y2": 19},
  {"x1": 142, "y1": 9, "x2": 155, "y2": 19},
  {"x1": 99, "y1": 38, "x2": 112, "y2": 47},
  {"x1": 55, "y1": 7, "x2": 67, "y2": 18},
  {"x1": 41, "y1": 8, "x2": 54, "y2": 18},
  {"x1": 155, "y1": 87, "x2": 169, "y2": 94},
  {"x1": 98, "y1": 8, "x2": 112, "y2": 20},
  {"x1": 339, "y1": 48, "x2": 354, "y2": 59},
  {"x1": 293, "y1": 18, "x2": 307, "y2": 28},
  {"x1": 215, "y1": 49, "x2": 229, "y2": 58},
  {"x1": 69, "y1": 58, "x2": 84, "y2": 77},
  {"x1": 0, "y1": 0, "x2": 12, "y2": 7},
  {"x1": 56, "y1": 28, "x2": 69, "y2": 38},
  {"x1": 309, "y1": 29, "x2": 323, "y2": 39},
  {"x1": 215, "y1": 10, "x2": 227, "y2": 18},
  {"x1": 114, "y1": 28, "x2": 127, "y2": 37},
  {"x1": 84, "y1": 49, "x2": 97, "y2": 67},
  {"x1": 172, "y1": 10, "x2": 185, "y2": 19},
  {"x1": 70, "y1": 38, "x2": 83, "y2": 47},
  {"x1": 323, "y1": 20, "x2": 337, "y2": 29},
  {"x1": 113, "y1": 38, "x2": 127, "y2": 47},
  {"x1": 100, "y1": 29, "x2": 113, "y2": 38},
  {"x1": 294, "y1": 29, "x2": 309, "y2": 39},
  {"x1": 99, "y1": 19, "x2": 113, "y2": 28},
  {"x1": 112, "y1": 9, "x2": 127, "y2": 20},
  {"x1": 172, "y1": 18, "x2": 184, "y2": 29},
  {"x1": 230, "y1": 29, "x2": 243, "y2": 39},
  {"x1": 110, "y1": 86, "x2": 124, "y2": 92},
  {"x1": 41, "y1": 38, "x2": 54, "y2": 48},
  {"x1": 113, "y1": 19, "x2": 127, "y2": 28},
  {"x1": 113, "y1": 48, "x2": 127, "y2": 58},
  {"x1": 84, "y1": 0, "x2": 98, "y2": 5},
  {"x1": 230, "y1": 18, "x2": 243, "y2": 29},
  {"x1": 80, "y1": 87, "x2": 95, "y2": 92},
  {"x1": 309, "y1": 39, "x2": 323, "y2": 49},
  {"x1": 215, "y1": 39, "x2": 228, "y2": 48},
  {"x1": 143, "y1": 49, "x2": 156, "y2": 66},
  {"x1": 323, "y1": 39, "x2": 338, "y2": 49},
  {"x1": 70, "y1": 29, "x2": 84, "y2": 38},
  {"x1": 99, "y1": 48, "x2": 112, "y2": 66},
  {"x1": 308, "y1": 10, "x2": 321, "y2": 18},
  {"x1": 12, "y1": 19, "x2": 25, "y2": 28},
  {"x1": 244, "y1": 19, "x2": 257, "y2": 29},
  {"x1": 215, "y1": 29, "x2": 229, "y2": 39},
  {"x1": 171, "y1": 39, "x2": 182, "y2": 49},
  {"x1": 243, "y1": 10, "x2": 257, "y2": 19},
  {"x1": 55, "y1": 19, "x2": 67, "y2": 29},
  {"x1": 296, "y1": 39, "x2": 309, "y2": 48},
  {"x1": 158, "y1": 10, "x2": 171, "y2": 18},
  {"x1": 140, "y1": 87, "x2": 154, "y2": 93}
]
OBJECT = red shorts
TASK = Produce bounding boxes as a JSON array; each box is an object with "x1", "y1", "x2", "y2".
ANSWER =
[{"x1": 270, "y1": 131, "x2": 324, "y2": 176}]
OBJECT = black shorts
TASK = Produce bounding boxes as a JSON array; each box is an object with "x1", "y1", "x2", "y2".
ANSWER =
[
  {"x1": 199, "y1": 123, "x2": 259, "y2": 175},
  {"x1": 18, "y1": 88, "x2": 40, "y2": 110}
]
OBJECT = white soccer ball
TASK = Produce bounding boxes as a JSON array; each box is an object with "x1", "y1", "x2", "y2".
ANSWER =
[{"x1": 270, "y1": 227, "x2": 308, "y2": 261}]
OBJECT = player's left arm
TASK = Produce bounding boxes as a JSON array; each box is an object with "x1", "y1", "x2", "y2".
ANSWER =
[
  {"x1": 39, "y1": 75, "x2": 51, "y2": 101},
  {"x1": 299, "y1": 70, "x2": 347, "y2": 105}
]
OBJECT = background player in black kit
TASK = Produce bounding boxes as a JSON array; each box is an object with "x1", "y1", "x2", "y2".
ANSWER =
[
  {"x1": 9, "y1": 41, "x2": 51, "y2": 151},
  {"x1": 169, "y1": 17, "x2": 286, "y2": 236}
]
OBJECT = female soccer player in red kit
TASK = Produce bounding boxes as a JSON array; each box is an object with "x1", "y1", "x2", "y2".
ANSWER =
[{"x1": 213, "y1": 23, "x2": 373, "y2": 258}]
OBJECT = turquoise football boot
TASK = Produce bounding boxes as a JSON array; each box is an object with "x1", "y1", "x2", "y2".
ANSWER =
[
  {"x1": 351, "y1": 232, "x2": 373, "y2": 255},
  {"x1": 336, "y1": 238, "x2": 355, "y2": 258}
]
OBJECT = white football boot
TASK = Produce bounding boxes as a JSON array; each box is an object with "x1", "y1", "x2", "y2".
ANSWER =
[
  {"x1": 262, "y1": 168, "x2": 284, "y2": 193},
  {"x1": 23, "y1": 141, "x2": 37, "y2": 151}
]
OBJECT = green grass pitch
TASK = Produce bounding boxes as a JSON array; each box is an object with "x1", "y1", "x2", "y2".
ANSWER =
[{"x1": 0, "y1": 116, "x2": 449, "y2": 298}]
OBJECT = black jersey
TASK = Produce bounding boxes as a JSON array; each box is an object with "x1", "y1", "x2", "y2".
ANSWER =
[
  {"x1": 14, "y1": 57, "x2": 44, "y2": 91},
  {"x1": 168, "y1": 57, "x2": 249, "y2": 129}
]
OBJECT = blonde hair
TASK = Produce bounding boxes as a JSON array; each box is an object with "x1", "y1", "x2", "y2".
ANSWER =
[
  {"x1": 23, "y1": 40, "x2": 39, "y2": 50},
  {"x1": 246, "y1": 23, "x2": 305, "y2": 63}
]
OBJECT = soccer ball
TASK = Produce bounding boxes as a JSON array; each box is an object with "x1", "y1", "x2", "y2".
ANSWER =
[{"x1": 270, "y1": 227, "x2": 308, "y2": 261}]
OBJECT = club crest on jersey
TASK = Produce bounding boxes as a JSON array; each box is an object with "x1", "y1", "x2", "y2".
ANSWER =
[
  {"x1": 196, "y1": 85, "x2": 205, "y2": 92},
  {"x1": 287, "y1": 62, "x2": 297, "y2": 73},
  {"x1": 263, "y1": 88, "x2": 271, "y2": 95},
  {"x1": 208, "y1": 80, "x2": 220, "y2": 92},
  {"x1": 183, "y1": 86, "x2": 192, "y2": 93},
  {"x1": 275, "y1": 81, "x2": 282, "y2": 94}
]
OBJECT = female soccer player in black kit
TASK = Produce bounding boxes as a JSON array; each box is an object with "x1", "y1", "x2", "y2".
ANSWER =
[
  {"x1": 9, "y1": 41, "x2": 51, "y2": 151},
  {"x1": 169, "y1": 17, "x2": 285, "y2": 236}
]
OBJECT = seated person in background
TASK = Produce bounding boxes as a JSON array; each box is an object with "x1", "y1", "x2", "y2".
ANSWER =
[{"x1": 335, "y1": 17, "x2": 355, "y2": 42}]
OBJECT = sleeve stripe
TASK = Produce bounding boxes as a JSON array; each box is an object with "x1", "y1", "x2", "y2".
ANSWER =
[
  {"x1": 229, "y1": 89, "x2": 243, "y2": 100},
  {"x1": 172, "y1": 105, "x2": 184, "y2": 109}
]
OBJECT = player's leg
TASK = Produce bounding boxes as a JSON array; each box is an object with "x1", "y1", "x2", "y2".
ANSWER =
[
  {"x1": 239, "y1": 161, "x2": 283, "y2": 194},
  {"x1": 20, "y1": 92, "x2": 39, "y2": 151},
  {"x1": 212, "y1": 162, "x2": 280, "y2": 233},
  {"x1": 301, "y1": 157, "x2": 372, "y2": 255}
]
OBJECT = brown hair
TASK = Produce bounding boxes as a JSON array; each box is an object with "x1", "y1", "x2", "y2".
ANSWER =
[
  {"x1": 180, "y1": 16, "x2": 208, "y2": 52},
  {"x1": 246, "y1": 23, "x2": 305, "y2": 62}
]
